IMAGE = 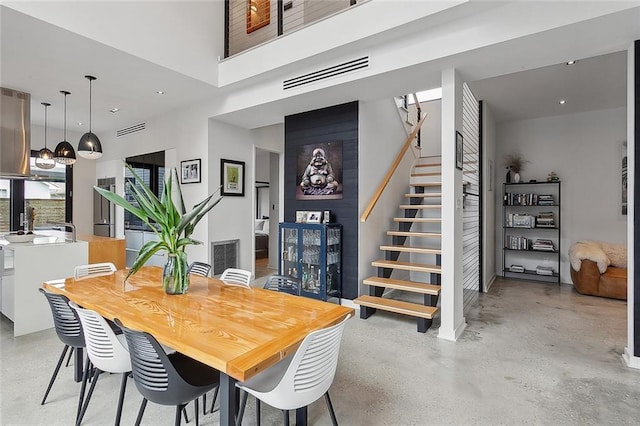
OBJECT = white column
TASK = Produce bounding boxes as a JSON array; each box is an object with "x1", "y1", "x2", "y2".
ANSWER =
[
  {"x1": 623, "y1": 42, "x2": 639, "y2": 369},
  {"x1": 438, "y1": 68, "x2": 466, "y2": 341}
]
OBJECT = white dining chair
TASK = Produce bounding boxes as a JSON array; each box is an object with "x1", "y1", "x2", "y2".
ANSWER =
[
  {"x1": 188, "y1": 261, "x2": 211, "y2": 277},
  {"x1": 220, "y1": 268, "x2": 252, "y2": 288},
  {"x1": 235, "y1": 314, "x2": 351, "y2": 426},
  {"x1": 74, "y1": 262, "x2": 117, "y2": 280},
  {"x1": 69, "y1": 302, "x2": 131, "y2": 426}
]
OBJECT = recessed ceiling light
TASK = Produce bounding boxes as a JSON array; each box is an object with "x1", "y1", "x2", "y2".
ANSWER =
[
  {"x1": 78, "y1": 122, "x2": 83, "y2": 126},
  {"x1": 156, "y1": 90, "x2": 165, "y2": 95},
  {"x1": 109, "y1": 108, "x2": 120, "y2": 113},
  {"x1": 566, "y1": 60, "x2": 576, "y2": 65},
  {"x1": 559, "y1": 99, "x2": 567, "y2": 105}
]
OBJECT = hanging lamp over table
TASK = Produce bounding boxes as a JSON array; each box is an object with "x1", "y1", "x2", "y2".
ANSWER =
[
  {"x1": 77, "y1": 75, "x2": 103, "y2": 159},
  {"x1": 35, "y1": 102, "x2": 56, "y2": 170},
  {"x1": 54, "y1": 90, "x2": 76, "y2": 165}
]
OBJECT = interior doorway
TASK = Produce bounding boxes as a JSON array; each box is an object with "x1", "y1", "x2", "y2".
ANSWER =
[{"x1": 254, "y1": 147, "x2": 280, "y2": 281}]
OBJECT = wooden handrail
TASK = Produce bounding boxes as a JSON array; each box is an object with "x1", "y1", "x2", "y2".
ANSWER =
[{"x1": 360, "y1": 111, "x2": 428, "y2": 222}]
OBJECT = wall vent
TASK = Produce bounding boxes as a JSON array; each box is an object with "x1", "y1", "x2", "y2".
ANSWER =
[
  {"x1": 211, "y1": 239, "x2": 239, "y2": 276},
  {"x1": 283, "y1": 56, "x2": 369, "y2": 90},
  {"x1": 117, "y1": 122, "x2": 146, "y2": 137}
]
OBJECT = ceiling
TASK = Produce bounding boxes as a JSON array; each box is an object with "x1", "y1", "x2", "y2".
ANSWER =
[
  {"x1": 469, "y1": 51, "x2": 628, "y2": 123},
  {"x1": 0, "y1": 3, "x2": 634, "y2": 138}
]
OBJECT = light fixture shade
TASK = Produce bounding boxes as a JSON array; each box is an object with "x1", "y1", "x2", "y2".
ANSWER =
[
  {"x1": 55, "y1": 90, "x2": 77, "y2": 165},
  {"x1": 77, "y1": 75, "x2": 103, "y2": 160},
  {"x1": 35, "y1": 147, "x2": 56, "y2": 169},
  {"x1": 36, "y1": 102, "x2": 56, "y2": 169},
  {"x1": 54, "y1": 140, "x2": 77, "y2": 164},
  {"x1": 77, "y1": 131, "x2": 103, "y2": 159}
]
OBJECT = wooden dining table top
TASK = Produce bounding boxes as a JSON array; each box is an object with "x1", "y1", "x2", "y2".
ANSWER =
[{"x1": 43, "y1": 266, "x2": 353, "y2": 382}]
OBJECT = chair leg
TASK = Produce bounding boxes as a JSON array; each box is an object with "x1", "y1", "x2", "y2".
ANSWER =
[
  {"x1": 114, "y1": 372, "x2": 129, "y2": 426},
  {"x1": 182, "y1": 406, "x2": 190, "y2": 423},
  {"x1": 256, "y1": 400, "x2": 260, "y2": 426},
  {"x1": 235, "y1": 391, "x2": 248, "y2": 426},
  {"x1": 208, "y1": 386, "x2": 219, "y2": 413},
  {"x1": 283, "y1": 410, "x2": 289, "y2": 426},
  {"x1": 194, "y1": 398, "x2": 200, "y2": 426},
  {"x1": 135, "y1": 398, "x2": 148, "y2": 426},
  {"x1": 76, "y1": 356, "x2": 92, "y2": 423},
  {"x1": 175, "y1": 405, "x2": 183, "y2": 426},
  {"x1": 65, "y1": 346, "x2": 75, "y2": 367},
  {"x1": 324, "y1": 392, "x2": 338, "y2": 426},
  {"x1": 77, "y1": 369, "x2": 101, "y2": 425},
  {"x1": 202, "y1": 394, "x2": 208, "y2": 415},
  {"x1": 41, "y1": 345, "x2": 69, "y2": 405}
]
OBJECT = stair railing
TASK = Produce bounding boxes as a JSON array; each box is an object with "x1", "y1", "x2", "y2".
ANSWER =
[{"x1": 360, "y1": 94, "x2": 426, "y2": 223}]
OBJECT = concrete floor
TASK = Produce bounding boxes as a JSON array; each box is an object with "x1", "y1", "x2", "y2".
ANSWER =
[{"x1": 1, "y1": 277, "x2": 638, "y2": 425}]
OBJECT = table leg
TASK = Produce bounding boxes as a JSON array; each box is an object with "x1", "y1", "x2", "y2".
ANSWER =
[
  {"x1": 220, "y1": 373, "x2": 238, "y2": 426},
  {"x1": 295, "y1": 406, "x2": 308, "y2": 426},
  {"x1": 74, "y1": 347, "x2": 83, "y2": 383}
]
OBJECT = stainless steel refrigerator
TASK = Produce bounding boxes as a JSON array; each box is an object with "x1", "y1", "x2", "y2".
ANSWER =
[{"x1": 94, "y1": 177, "x2": 116, "y2": 237}]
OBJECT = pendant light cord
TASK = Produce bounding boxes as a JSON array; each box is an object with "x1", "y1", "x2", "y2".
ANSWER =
[
  {"x1": 89, "y1": 78, "x2": 92, "y2": 133},
  {"x1": 44, "y1": 104, "x2": 47, "y2": 148},
  {"x1": 64, "y1": 92, "x2": 67, "y2": 140}
]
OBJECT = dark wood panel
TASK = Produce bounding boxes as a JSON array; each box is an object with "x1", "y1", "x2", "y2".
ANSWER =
[{"x1": 285, "y1": 101, "x2": 359, "y2": 300}]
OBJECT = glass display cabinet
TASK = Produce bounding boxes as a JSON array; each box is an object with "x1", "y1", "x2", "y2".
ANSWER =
[{"x1": 278, "y1": 222, "x2": 342, "y2": 301}]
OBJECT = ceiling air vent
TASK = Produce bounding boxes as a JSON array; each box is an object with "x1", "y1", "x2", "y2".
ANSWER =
[
  {"x1": 116, "y1": 122, "x2": 146, "y2": 137},
  {"x1": 283, "y1": 56, "x2": 369, "y2": 90}
]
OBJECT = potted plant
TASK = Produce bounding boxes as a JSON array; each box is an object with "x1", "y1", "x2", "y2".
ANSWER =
[
  {"x1": 504, "y1": 153, "x2": 528, "y2": 183},
  {"x1": 94, "y1": 163, "x2": 222, "y2": 294}
]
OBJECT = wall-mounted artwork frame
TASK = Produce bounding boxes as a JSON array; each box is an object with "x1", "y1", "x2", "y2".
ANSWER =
[
  {"x1": 296, "y1": 141, "x2": 343, "y2": 200},
  {"x1": 306, "y1": 211, "x2": 322, "y2": 224},
  {"x1": 246, "y1": 0, "x2": 270, "y2": 33},
  {"x1": 181, "y1": 159, "x2": 201, "y2": 184},
  {"x1": 456, "y1": 131, "x2": 464, "y2": 170},
  {"x1": 221, "y1": 158, "x2": 245, "y2": 196}
]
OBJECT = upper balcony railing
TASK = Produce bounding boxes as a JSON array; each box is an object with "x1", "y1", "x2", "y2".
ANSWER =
[{"x1": 225, "y1": 0, "x2": 358, "y2": 58}]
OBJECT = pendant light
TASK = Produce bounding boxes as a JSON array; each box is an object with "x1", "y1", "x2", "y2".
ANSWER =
[
  {"x1": 77, "y1": 75, "x2": 103, "y2": 159},
  {"x1": 54, "y1": 90, "x2": 77, "y2": 165},
  {"x1": 35, "y1": 102, "x2": 56, "y2": 169}
]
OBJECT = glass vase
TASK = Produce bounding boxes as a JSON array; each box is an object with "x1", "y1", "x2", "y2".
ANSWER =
[{"x1": 163, "y1": 253, "x2": 189, "y2": 295}]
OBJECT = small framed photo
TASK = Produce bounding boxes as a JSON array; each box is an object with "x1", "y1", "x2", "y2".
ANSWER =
[
  {"x1": 181, "y1": 159, "x2": 201, "y2": 184},
  {"x1": 295, "y1": 211, "x2": 307, "y2": 223},
  {"x1": 455, "y1": 131, "x2": 464, "y2": 170},
  {"x1": 323, "y1": 210, "x2": 331, "y2": 223},
  {"x1": 306, "y1": 211, "x2": 322, "y2": 224},
  {"x1": 221, "y1": 159, "x2": 245, "y2": 196}
]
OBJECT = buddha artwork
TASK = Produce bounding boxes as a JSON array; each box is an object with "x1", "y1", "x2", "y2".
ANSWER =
[{"x1": 296, "y1": 142, "x2": 343, "y2": 200}]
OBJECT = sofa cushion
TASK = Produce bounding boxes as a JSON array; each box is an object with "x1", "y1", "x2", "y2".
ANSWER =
[{"x1": 598, "y1": 242, "x2": 627, "y2": 268}]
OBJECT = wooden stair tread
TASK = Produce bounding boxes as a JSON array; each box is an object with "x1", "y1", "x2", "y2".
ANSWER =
[
  {"x1": 404, "y1": 193, "x2": 442, "y2": 198},
  {"x1": 380, "y1": 245, "x2": 441, "y2": 254},
  {"x1": 363, "y1": 276, "x2": 441, "y2": 295},
  {"x1": 387, "y1": 231, "x2": 441, "y2": 238},
  {"x1": 410, "y1": 183, "x2": 441, "y2": 187},
  {"x1": 399, "y1": 204, "x2": 441, "y2": 209},
  {"x1": 393, "y1": 217, "x2": 441, "y2": 223},
  {"x1": 414, "y1": 163, "x2": 441, "y2": 168},
  {"x1": 411, "y1": 172, "x2": 441, "y2": 177},
  {"x1": 354, "y1": 295, "x2": 438, "y2": 319},
  {"x1": 372, "y1": 259, "x2": 442, "y2": 273}
]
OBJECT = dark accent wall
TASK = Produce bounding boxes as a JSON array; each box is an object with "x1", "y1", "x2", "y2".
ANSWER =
[
  {"x1": 634, "y1": 40, "x2": 639, "y2": 355},
  {"x1": 284, "y1": 101, "x2": 359, "y2": 299}
]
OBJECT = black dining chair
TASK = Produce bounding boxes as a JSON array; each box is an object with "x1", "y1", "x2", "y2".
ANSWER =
[
  {"x1": 39, "y1": 289, "x2": 91, "y2": 424},
  {"x1": 188, "y1": 261, "x2": 211, "y2": 278},
  {"x1": 263, "y1": 275, "x2": 300, "y2": 296},
  {"x1": 116, "y1": 319, "x2": 220, "y2": 426}
]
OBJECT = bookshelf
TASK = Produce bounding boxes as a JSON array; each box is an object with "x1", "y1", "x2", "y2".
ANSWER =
[{"x1": 502, "y1": 181, "x2": 561, "y2": 284}]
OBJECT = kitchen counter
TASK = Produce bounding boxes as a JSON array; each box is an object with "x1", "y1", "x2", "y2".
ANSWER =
[{"x1": 77, "y1": 233, "x2": 126, "y2": 270}]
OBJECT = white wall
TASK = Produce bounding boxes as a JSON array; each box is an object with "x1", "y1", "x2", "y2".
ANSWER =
[
  {"x1": 483, "y1": 103, "x2": 497, "y2": 290},
  {"x1": 358, "y1": 98, "x2": 416, "y2": 293},
  {"x1": 495, "y1": 107, "x2": 628, "y2": 284}
]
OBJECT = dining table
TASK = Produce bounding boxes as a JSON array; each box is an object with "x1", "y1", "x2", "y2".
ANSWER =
[{"x1": 43, "y1": 266, "x2": 353, "y2": 426}]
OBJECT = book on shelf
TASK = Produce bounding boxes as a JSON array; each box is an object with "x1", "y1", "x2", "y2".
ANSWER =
[
  {"x1": 536, "y1": 211, "x2": 555, "y2": 228},
  {"x1": 509, "y1": 264, "x2": 525, "y2": 273},
  {"x1": 535, "y1": 265, "x2": 555, "y2": 276},
  {"x1": 532, "y1": 238, "x2": 555, "y2": 251},
  {"x1": 507, "y1": 213, "x2": 535, "y2": 228},
  {"x1": 537, "y1": 194, "x2": 555, "y2": 206}
]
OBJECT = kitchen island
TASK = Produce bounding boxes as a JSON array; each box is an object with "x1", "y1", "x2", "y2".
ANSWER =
[{"x1": 1, "y1": 231, "x2": 88, "y2": 336}]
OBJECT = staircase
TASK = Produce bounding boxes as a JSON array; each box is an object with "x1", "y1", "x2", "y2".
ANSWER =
[{"x1": 354, "y1": 156, "x2": 442, "y2": 333}]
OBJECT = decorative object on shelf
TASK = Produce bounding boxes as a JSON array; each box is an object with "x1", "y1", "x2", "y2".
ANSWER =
[
  {"x1": 180, "y1": 158, "x2": 201, "y2": 184},
  {"x1": 455, "y1": 131, "x2": 463, "y2": 170},
  {"x1": 505, "y1": 152, "x2": 528, "y2": 182},
  {"x1": 35, "y1": 102, "x2": 56, "y2": 169},
  {"x1": 94, "y1": 163, "x2": 223, "y2": 294},
  {"x1": 77, "y1": 75, "x2": 103, "y2": 159},
  {"x1": 221, "y1": 158, "x2": 245, "y2": 196},
  {"x1": 295, "y1": 211, "x2": 307, "y2": 223},
  {"x1": 621, "y1": 141, "x2": 627, "y2": 215},
  {"x1": 297, "y1": 141, "x2": 343, "y2": 200},
  {"x1": 323, "y1": 210, "x2": 331, "y2": 224},
  {"x1": 54, "y1": 90, "x2": 76, "y2": 165},
  {"x1": 505, "y1": 167, "x2": 511, "y2": 183},
  {"x1": 246, "y1": 0, "x2": 270, "y2": 33},
  {"x1": 547, "y1": 171, "x2": 559, "y2": 182},
  {"x1": 306, "y1": 211, "x2": 322, "y2": 224}
]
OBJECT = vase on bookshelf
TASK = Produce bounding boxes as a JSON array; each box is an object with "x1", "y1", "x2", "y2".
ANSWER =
[
  {"x1": 513, "y1": 172, "x2": 520, "y2": 183},
  {"x1": 505, "y1": 168, "x2": 511, "y2": 183}
]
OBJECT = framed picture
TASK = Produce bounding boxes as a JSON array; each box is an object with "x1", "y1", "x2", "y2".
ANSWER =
[
  {"x1": 181, "y1": 159, "x2": 201, "y2": 184},
  {"x1": 323, "y1": 210, "x2": 331, "y2": 223},
  {"x1": 295, "y1": 211, "x2": 307, "y2": 223},
  {"x1": 296, "y1": 141, "x2": 343, "y2": 200},
  {"x1": 221, "y1": 159, "x2": 245, "y2": 196},
  {"x1": 306, "y1": 211, "x2": 322, "y2": 224},
  {"x1": 246, "y1": 0, "x2": 270, "y2": 33},
  {"x1": 455, "y1": 131, "x2": 464, "y2": 170}
]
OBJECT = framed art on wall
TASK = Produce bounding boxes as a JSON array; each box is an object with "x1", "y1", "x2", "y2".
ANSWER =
[
  {"x1": 456, "y1": 131, "x2": 464, "y2": 170},
  {"x1": 181, "y1": 159, "x2": 201, "y2": 184},
  {"x1": 221, "y1": 158, "x2": 245, "y2": 196}
]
